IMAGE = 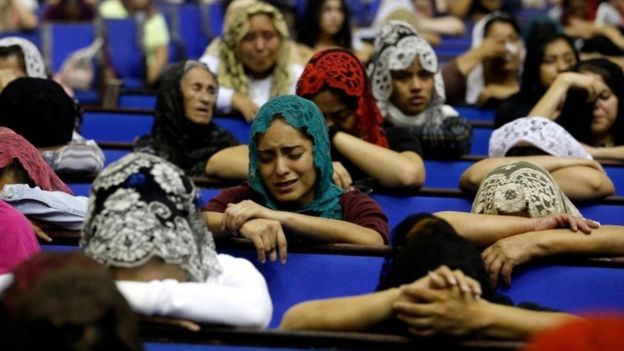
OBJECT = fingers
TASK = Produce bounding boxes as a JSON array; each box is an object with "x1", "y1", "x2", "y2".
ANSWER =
[
  {"x1": 393, "y1": 301, "x2": 436, "y2": 318},
  {"x1": 332, "y1": 162, "x2": 352, "y2": 189},
  {"x1": 485, "y1": 253, "x2": 502, "y2": 287},
  {"x1": 30, "y1": 221, "x2": 52, "y2": 242},
  {"x1": 501, "y1": 261, "x2": 514, "y2": 287},
  {"x1": 249, "y1": 234, "x2": 267, "y2": 263},
  {"x1": 276, "y1": 226, "x2": 288, "y2": 264}
]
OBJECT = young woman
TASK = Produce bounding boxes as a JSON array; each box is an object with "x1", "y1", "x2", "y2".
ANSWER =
[
  {"x1": 496, "y1": 32, "x2": 579, "y2": 127},
  {"x1": 442, "y1": 12, "x2": 523, "y2": 108},
  {"x1": 531, "y1": 58, "x2": 624, "y2": 161},
  {"x1": 199, "y1": 1, "x2": 303, "y2": 122},
  {"x1": 297, "y1": 48, "x2": 425, "y2": 189},
  {"x1": 368, "y1": 21, "x2": 472, "y2": 158},
  {"x1": 203, "y1": 95, "x2": 389, "y2": 263},
  {"x1": 134, "y1": 61, "x2": 246, "y2": 179},
  {"x1": 296, "y1": 0, "x2": 353, "y2": 63},
  {"x1": 81, "y1": 152, "x2": 272, "y2": 327}
]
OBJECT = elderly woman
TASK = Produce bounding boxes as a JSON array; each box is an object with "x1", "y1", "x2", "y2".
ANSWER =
[
  {"x1": 203, "y1": 95, "x2": 388, "y2": 263},
  {"x1": 135, "y1": 60, "x2": 246, "y2": 179},
  {"x1": 199, "y1": 1, "x2": 303, "y2": 121},
  {"x1": 368, "y1": 21, "x2": 472, "y2": 159},
  {"x1": 81, "y1": 152, "x2": 272, "y2": 327},
  {"x1": 297, "y1": 48, "x2": 425, "y2": 189}
]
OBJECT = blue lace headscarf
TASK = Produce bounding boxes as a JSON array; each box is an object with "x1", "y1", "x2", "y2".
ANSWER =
[{"x1": 249, "y1": 95, "x2": 343, "y2": 219}]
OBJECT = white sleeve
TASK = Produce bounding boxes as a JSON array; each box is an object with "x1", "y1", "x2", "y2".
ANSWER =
[
  {"x1": 0, "y1": 274, "x2": 14, "y2": 293},
  {"x1": 115, "y1": 254, "x2": 272, "y2": 328},
  {"x1": 199, "y1": 54, "x2": 234, "y2": 113},
  {"x1": 1, "y1": 184, "x2": 88, "y2": 230}
]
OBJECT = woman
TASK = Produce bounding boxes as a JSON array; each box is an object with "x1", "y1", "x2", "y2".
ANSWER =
[
  {"x1": 280, "y1": 213, "x2": 578, "y2": 339},
  {"x1": 368, "y1": 21, "x2": 472, "y2": 159},
  {"x1": 531, "y1": 58, "x2": 624, "y2": 161},
  {"x1": 0, "y1": 77, "x2": 105, "y2": 175},
  {"x1": 0, "y1": 37, "x2": 46, "y2": 80},
  {"x1": 460, "y1": 120, "x2": 615, "y2": 201},
  {"x1": 296, "y1": 0, "x2": 353, "y2": 63},
  {"x1": 203, "y1": 95, "x2": 388, "y2": 263},
  {"x1": 134, "y1": 61, "x2": 246, "y2": 179},
  {"x1": 0, "y1": 127, "x2": 88, "y2": 232},
  {"x1": 297, "y1": 48, "x2": 425, "y2": 189},
  {"x1": 442, "y1": 12, "x2": 524, "y2": 108},
  {"x1": 0, "y1": 252, "x2": 143, "y2": 351},
  {"x1": 496, "y1": 32, "x2": 579, "y2": 127},
  {"x1": 81, "y1": 152, "x2": 272, "y2": 327},
  {"x1": 199, "y1": 1, "x2": 303, "y2": 122}
]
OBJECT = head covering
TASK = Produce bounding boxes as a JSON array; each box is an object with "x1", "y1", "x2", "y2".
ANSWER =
[
  {"x1": 219, "y1": 1, "x2": 291, "y2": 97},
  {"x1": 81, "y1": 152, "x2": 221, "y2": 282},
  {"x1": 134, "y1": 61, "x2": 238, "y2": 176},
  {"x1": 249, "y1": 95, "x2": 343, "y2": 219},
  {"x1": 0, "y1": 200, "x2": 39, "y2": 274},
  {"x1": 471, "y1": 161, "x2": 582, "y2": 218},
  {"x1": 466, "y1": 12, "x2": 522, "y2": 104},
  {"x1": 0, "y1": 37, "x2": 46, "y2": 78},
  {"x1": 368, "y1": 20, "x2": 459, "y2": 128},
  {"x1": 0, "y1": 127, "x2": 72, "y2": 193},
  {"x1": 0, "y1": 77, "x2": 77, "y2": 148},
  {"x1": 523, "y1": 316, "x2": 624, "y2": 351},
  {"x1": 489, "y1": 117, "x2": 593, "y2": 159},
  {"x1": 297, "y1": 48, "x2": 389, "y2": 147},
  {"x1": 1, "y1": 252, "x2": 143, "y2": 351}
]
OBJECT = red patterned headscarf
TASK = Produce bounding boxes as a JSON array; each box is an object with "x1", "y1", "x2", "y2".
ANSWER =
[
  {"x1": 296, "y1": 49, "x2": 388, "y2": 147},
  {"x1": 0, "y1": 127, "x2": 71, "y2": 194}
]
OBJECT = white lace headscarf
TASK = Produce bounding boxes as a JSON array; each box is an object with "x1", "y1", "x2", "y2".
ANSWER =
[
  {"x1": 368, "y1": 20, "x2": 458, "y2": 128},
  {"x1": 489, "y1": 116, "x2": 593, "y2": 159},
  {"x1": 0, "y1": 37, "x2": 46, "y2": 78},
  {"x1": 81, "y1": 152, "x2": 221, "y2": 282}
]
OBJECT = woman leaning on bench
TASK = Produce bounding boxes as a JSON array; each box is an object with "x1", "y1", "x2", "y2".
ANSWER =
[{"x1": 203, "y1": 95, "x2": 388, "y2": 263}]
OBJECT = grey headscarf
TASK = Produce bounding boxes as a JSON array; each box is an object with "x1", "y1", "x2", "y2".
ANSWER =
[
  {"x1": 81, "y1": 152, "x2": 221, "y2": 282},
  {"x1": 0, "y1": 37, "x2": 46, "y2": 78}
]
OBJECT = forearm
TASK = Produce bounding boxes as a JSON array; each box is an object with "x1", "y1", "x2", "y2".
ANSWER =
[
  {"x1": 280, "y1": 288, "x2": 400, "y2": 331},
  {"x1": 477, "y1": 301, "x2": 578, "y2": 339},
  {"x1": 274, "y1": 210, "x2": 385, "y2": 246},
  {"x1": 536, "y1": 226, "x2": 624, "y2": 257},
  {"x1": 528, "y1": 79, "x2": 570, "y2": 119},
  {"x1": 455, "y1": 47, "x2": 485, "y2": 76},
  {"x1": 590, "y1": 146, "x2": 624, "y2": 161},
  {"x1": 147, "y1": 45, "x2": 168, "y2": 86},
  {"x1": 551, "y1": 167, "x2": 615, "y2": 200},
  {"x1": 205, "y1": 145, "x2": 249, "y2": 180},
  {"x1": 333, "y1": 132, "x2": 425, "y2": 188},
  {"x1": 446, "y1": 0, "x2": 472, "y2": 18},
  {"x1": 204, "y1": 212, "x2": 230, "y2": 239},
  {"x1": 434, "y1": 211, "x2": 538, "y2": 246}
]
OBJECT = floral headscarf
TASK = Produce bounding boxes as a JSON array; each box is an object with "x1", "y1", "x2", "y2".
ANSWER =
[
  {"x1": 81, "y1": 152, "x2": 221, "y2": 282},
  {"x1": 368, "y1": 20, "x2": 458, "y2": 128},
  {"x1": 297, "y1": 48, "x2": 389, "y2": 147},
  {"x1": 134, "y1": 60, "x2": 238, "y2": 176},
  {"x1": 471, "y1": 161, "x2": 581, "y2": 218},
  {"x1": 249, "y1": 95, "x2": 343, "y2": 219},
  {"x1": 0, "y1": 127, "x2": 71, "y2": 194},
  {"x1": 0, "y1": 37, "x2": 46, "y2": 78},
  {"x1": 219, "y1": 1, "x2": 291, "y2": 97}
]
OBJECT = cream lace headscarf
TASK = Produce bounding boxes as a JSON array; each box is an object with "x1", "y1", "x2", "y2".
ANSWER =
[{"x1": 219, "y1": 1, "x2": 291, "y2": 97}]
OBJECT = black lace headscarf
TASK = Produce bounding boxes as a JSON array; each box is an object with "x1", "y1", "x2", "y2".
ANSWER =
[{"x1": 134, "y1": 60, "x2": 239, "y2": 176}]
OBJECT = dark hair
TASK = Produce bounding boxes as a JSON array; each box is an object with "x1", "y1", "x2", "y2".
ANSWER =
[
  {"x1": 297, "y1": 0, "x2": 352, "y2": 50},
  {"x1": 0, "y1": 159, "x2": 35, "y2": 187},
  {"x1": 519, "y1": 32, "x2": 578, "y2": 101},
  {"x1": 483, "y1": 14, "x2": 521, "y2": 39},
  {"x1": 377, "y1": 213, "x2": 501, "y2": 303},
  {"x1": 558, "y1": 58, "x2": 624, "y2": 146},
  {"x1": 0, "y1": 45, "x2": 26, "y2": 73}
]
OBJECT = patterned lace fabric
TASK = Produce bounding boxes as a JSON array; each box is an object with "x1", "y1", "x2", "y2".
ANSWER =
[
  {"x1": 472, "y1": 161, "x2": 582, "y2": 218},
  {"x1": 81, "y1": 152, "x2": 221, "y2": 282},
  {"x1": 489, "y1": 116, "x2": 593, "y2": 159},
  {"x1": 296, "y1": 48, "x2": 389, "y2": 147},
  {"x1": 0, "y1": 127, "x2": 71, "y2": 194}
]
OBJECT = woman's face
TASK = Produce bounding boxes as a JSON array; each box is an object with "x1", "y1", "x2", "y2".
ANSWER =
[
  {"x1": 485, "y1": 22, "x2": 522, "y2": 72},
  {"x1": 238, "y1": 13, "x2": 281, "y2": 79},
  {"x1": 390, "y1": 57, "x2": 435, "y2": 115},
  {"x1": 319, "y1": 0, "x2": 345, "y2": 36},
  {"x1": 539, "y1": 39, "x2": 577, "y2": 88},
  {"x1": 180, "y1": 66, "x2": 217, "y2": 124},
  {"x1": 585, "y1": 72, "x2": 618, "y2": 139},
  {"x1": 257, "y1": 119, "x2": 317, "y2": 204},
  {"x1": 311, "y1": 89, "x2": 358, "y2": 135}
]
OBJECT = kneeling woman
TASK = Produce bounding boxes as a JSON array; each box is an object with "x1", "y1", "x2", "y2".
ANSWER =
[{"x1": 203, "y1": 95, "x2": 388, "y2": 263}]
